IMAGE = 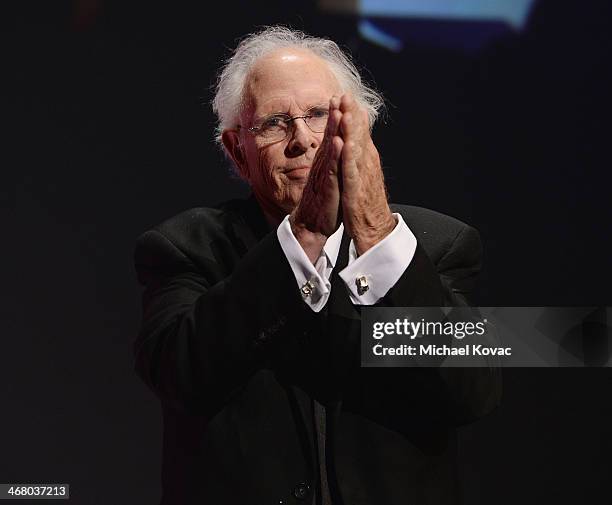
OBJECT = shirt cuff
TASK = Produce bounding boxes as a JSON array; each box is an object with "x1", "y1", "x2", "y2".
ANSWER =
[
  {"x1": 338, "y1": 213, "x2": 417, "y2": 305},
  {"x1": 276, "y1": 215, "x2": 331, "y2": 312}
]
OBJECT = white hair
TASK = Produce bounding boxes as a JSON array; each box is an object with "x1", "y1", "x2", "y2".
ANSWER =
[{"x1": 211, "y1": 25, "x2": 385, "y2": 147}]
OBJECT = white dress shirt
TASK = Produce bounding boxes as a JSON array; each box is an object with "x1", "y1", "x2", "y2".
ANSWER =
[{"x1": 277, "y1": 213, "x2": 417, "y2": 312}]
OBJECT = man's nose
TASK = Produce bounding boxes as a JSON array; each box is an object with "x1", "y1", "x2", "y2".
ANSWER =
[{"x1": 285, "y1": 119, "x2": 319, "y2": 157}]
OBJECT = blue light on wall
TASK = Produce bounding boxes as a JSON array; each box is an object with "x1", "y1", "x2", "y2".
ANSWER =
[{"x1": 354, "y1": 0, "x2": 536, "y2": 52}]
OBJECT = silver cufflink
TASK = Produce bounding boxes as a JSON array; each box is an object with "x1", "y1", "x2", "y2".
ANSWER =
[
  {"x1": 356, "y1": 275, "x2": 369, "y2": 295},
  {"x1": 301, "y1": 280, "x2": 316, "y2": 297}
]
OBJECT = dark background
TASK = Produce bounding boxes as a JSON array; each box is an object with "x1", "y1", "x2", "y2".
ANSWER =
[{"x1": 4, "y1": 1, "x2": 611, "y2": 503}]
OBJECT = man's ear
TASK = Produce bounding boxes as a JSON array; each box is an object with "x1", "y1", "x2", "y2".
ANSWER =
[{"x1": 221, "y1": 130, "x2": 249, "y2": 180}]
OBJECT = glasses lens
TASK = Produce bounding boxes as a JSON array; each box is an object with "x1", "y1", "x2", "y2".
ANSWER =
[
  {"x1": 305, "y1": 109, "x2": 329, "y2": 133},
  {"x1": 259, "y1": 116, "x2": 289, "y2": 140}
]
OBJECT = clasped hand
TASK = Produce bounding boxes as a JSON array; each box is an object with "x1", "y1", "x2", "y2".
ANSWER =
[{"x1": 290, "y1": 94, "x2": 396, "y2": 262}]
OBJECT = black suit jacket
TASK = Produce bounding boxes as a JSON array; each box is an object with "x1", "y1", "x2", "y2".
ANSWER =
[{"x1": 133, "y1": 196, "x2": 501, "y2": 505}]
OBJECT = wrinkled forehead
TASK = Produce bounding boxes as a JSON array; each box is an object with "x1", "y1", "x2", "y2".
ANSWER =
[{"x1": 242, "y1": 48, "x2": 343, "y2": 118}]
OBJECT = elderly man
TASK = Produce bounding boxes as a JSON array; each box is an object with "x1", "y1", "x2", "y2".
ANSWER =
[{"x1": 134, "y1": 26, "x2": 501, "y2": 505}]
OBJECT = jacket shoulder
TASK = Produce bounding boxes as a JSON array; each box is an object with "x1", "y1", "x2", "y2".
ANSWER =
[
  {"x1": 389, "y1": 204, "x2": 479, "y2": 265},
  {"x1": 133, "y1": 200, "x2": 247, "y2": 283}
]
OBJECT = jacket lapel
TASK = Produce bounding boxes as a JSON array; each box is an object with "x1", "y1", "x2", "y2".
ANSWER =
[{"x1": 223, "y1": 194, "x2": 272, "y2": 256}]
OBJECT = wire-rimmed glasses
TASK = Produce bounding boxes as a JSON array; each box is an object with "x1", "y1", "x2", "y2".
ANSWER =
[{"x1": 237, "y1": 105, "x2": 329, "y2": 142}]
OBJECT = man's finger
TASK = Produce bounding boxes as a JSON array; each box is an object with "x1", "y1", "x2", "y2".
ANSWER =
[
  {"x1": 341, "y1": 140, "x2": 359, "y2": 195},
  {"x1": 329, "y1": 95, "x2": 340, "y2": 111},
  {"x1": 332, "y1": 136, "x2": 344, "y2": 164},
  {"x1": 339, "y1": 93, "x2": 355, "y2": 114},
  {"x1": 327, "y1": 109, "x2": 342, "y2": 138},
  {"x1": 339, "y1": 94, "x2": 368, "y2": 143},
  {"x1": 340, "y1": 111, "x2": 354, "y2": 142},
  {"x1": 340, "y1": 111, "x2": 365, "y2": 164},
  {"x1": 325, "y1": 100, "x2": 342, "y2": 140}
]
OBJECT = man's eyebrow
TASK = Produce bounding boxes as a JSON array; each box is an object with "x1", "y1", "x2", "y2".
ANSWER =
[
  {"x1": 258, "y1": 104, "x2": 329, "y2": 118},
  {"x1": 266, "y1": 111, "x2": 291, "y2": 116},
  {"x1": 253, "y1": 111, "x2": 290, "y2": 123},
  {"x1": 308, "y1": 103, "x2": 329, "y2": 109}
]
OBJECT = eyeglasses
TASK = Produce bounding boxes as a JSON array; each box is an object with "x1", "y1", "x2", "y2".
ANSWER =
[{"x1": 237, "y1": 106, "x2": 329, "y2": 142}]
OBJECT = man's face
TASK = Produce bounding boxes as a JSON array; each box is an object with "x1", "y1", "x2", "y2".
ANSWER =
[{"x1": 224, "y1": 48, "x2": 343, "y2": 222}]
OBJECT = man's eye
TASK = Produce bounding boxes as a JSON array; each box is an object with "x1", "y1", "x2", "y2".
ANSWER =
[
  {"x1": 309, "y1": 108, "x2": 329, "y2": 118},
  {"x1": 262, "y1": 116, "x2": 288, "y2": 129}
]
